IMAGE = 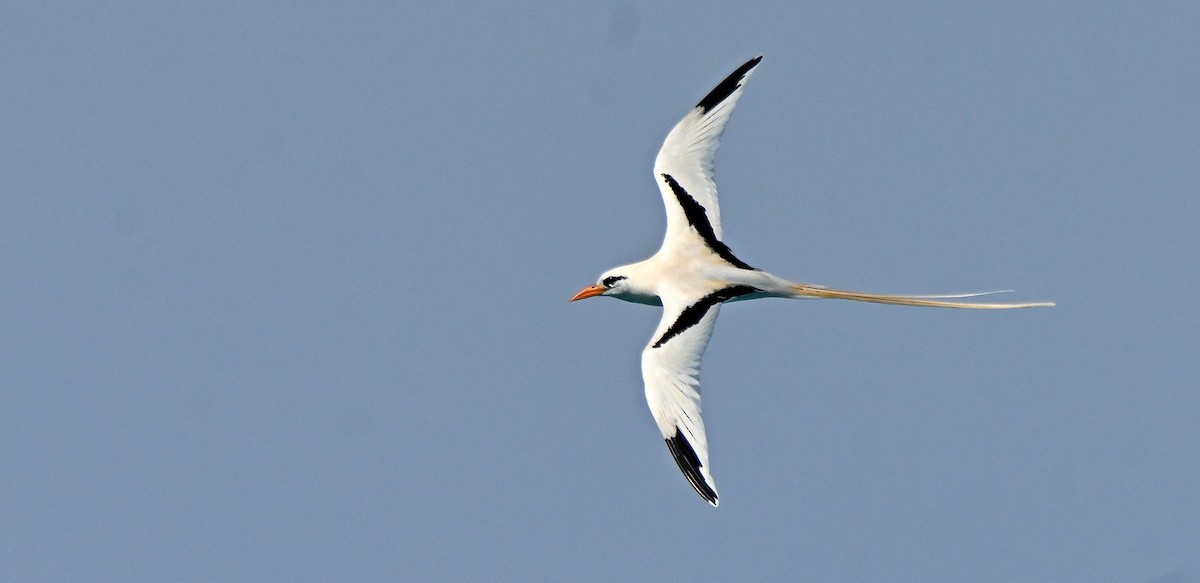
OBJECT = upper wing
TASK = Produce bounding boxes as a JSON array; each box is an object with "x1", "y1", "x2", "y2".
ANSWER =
[
  {"x1": 641, "y1": 285, "x2": 754, "y2": 507},
  {"x1": 654, "y1": 56, "x2": 762, "y2": 250}
]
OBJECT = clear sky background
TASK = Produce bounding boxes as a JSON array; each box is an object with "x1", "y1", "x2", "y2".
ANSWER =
[{"x1": 3, "y1": 3, "x2": 1198, "y2": 582}]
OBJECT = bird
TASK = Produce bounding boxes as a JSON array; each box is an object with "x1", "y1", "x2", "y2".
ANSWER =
[{"x1": 570, "y1": 55, "x2": 1054, "y2": 507}]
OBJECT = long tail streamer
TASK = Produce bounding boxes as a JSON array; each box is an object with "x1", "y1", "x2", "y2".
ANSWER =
[{"x1": 791, "y1": 285, "x2": 1055, "y2": 309}]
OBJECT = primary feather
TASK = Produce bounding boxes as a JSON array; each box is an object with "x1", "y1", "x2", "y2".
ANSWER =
[{"x1": 572, "y1": 56, "x2": 1053, "y2": 507}]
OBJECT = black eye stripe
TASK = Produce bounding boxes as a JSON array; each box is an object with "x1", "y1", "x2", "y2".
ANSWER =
[{"x1": 602, "y1": 276, "x2": 627, "y2": 287}]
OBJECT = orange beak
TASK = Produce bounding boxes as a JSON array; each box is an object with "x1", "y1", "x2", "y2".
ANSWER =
[{"x1": 570, "y1": 284, "x2": 606, "y2": 302}]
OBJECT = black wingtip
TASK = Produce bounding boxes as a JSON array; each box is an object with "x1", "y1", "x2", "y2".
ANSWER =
[
  {"x1": 665, "y1": 427, "x2": 719, "y2": 506},
  {"x1": 695, "y1": 55, "x2": 763, "y2": 114}
]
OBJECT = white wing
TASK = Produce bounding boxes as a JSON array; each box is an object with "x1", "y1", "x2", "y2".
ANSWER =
[
  {"x1": 641, "y1": 286, "x2": 744, "y2": 507},
  {"x1": 654, "y1": 56, "x2": 762, "y2": 251}
]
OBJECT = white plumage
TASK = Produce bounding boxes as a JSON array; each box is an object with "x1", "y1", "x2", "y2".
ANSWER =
[{"x1": 571, "y1": 56, "x2": 1052, "y2": 507}]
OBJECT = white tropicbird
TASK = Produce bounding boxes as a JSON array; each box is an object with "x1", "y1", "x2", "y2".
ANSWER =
[{"x1": 571, "y1": 56, "x2": 1053, "y2": 507}]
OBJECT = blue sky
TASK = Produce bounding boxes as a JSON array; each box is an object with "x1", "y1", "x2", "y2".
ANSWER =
[{"x1": 3, "y1": 3, "x2": 1198, "y2": 581}]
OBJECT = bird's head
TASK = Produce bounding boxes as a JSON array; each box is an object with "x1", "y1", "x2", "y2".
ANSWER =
[{"x1": 571, "y1": 267, "x2": 660, "y2": 306}]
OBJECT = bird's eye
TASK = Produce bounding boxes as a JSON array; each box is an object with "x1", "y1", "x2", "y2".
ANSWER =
[{"x1": 602, "y1": 275, "x2": 627, "y2": 288}]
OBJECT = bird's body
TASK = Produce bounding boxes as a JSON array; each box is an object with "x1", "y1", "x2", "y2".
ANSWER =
[{"x1": 571, "y1": 56, "x2": 1052, "y2": 507}]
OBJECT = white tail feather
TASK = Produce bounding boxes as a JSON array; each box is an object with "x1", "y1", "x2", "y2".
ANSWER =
[{"x1": 790, "y1": 284, "x2": 1054, "y2": 309}]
